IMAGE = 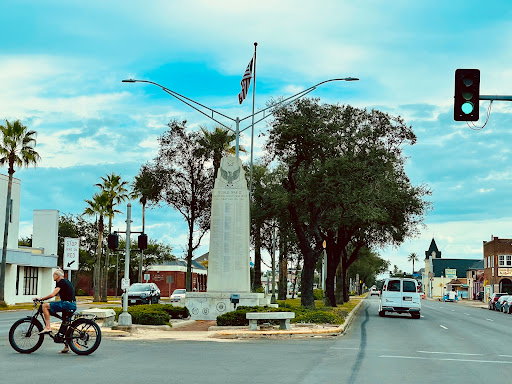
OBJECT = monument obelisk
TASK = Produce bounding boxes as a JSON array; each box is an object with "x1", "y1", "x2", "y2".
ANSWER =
[{"x1": 185, "y1": 156, "x2": 266, "y2": 320}]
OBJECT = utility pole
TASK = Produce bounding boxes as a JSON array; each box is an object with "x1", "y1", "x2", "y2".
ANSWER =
[{"x1": 118, "y1": 203, "x2": 132, "y2": 327}]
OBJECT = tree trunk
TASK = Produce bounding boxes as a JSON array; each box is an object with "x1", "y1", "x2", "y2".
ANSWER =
[
  {"x1": 278, "y1": 228, "x2": 288, "y2": 300},
  {"x1": 335, "y1": 261, "x2": 343, "y2": 305},
  {"x1": 300, "y1": 250, "x2": 316, "y2": 307},
  {"x1": 138, "y1": 202, "x2": 146, "y2": 283},
  {"x1": 93, "y1": 228, "x2": 103, "y2": 302},
  {"x1": 253, "y1": 225, "x2": 262, "y2": 291},
  {"x1": 325, "y1": 248, "x2": 339, "y2": 307},
  {"x1": 0, "y1": 170, "x2": 14, "y2": 305},
  {"x1": 186, "y1": 224, "x2": 193, "y2": 291},
  {"x1": 101, "y1": 217, "x2": 112, "y2": 302},
  {"x1": 341, "y1": 260, "x2": 349, "y2": 303}
]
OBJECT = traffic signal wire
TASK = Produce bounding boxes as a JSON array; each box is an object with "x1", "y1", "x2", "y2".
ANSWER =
[{"x1": 467, "y1": 100, "x2": 493, "y2": 130}]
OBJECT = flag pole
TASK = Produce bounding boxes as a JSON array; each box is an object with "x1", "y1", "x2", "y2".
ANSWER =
[{"x1": 249, "y1": 42, "x2": 258, "y2": 197}]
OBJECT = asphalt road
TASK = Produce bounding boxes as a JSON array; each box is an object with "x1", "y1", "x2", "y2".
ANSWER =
[{"x1": 1, "y1": 297, "x2": 511, "y2": 384}]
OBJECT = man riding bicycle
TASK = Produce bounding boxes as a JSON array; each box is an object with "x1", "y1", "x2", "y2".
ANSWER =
[{"x1": 33, "y1": 268, "x2": 76, "y2": 353}]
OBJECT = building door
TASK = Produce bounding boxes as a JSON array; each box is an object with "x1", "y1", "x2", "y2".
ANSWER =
[{"x1": 499, "y1": 278, "x2": 512, "y2": 294}]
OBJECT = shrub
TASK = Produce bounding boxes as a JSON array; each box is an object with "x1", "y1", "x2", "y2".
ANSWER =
[
  {"x1": 128, "y1": 306, "x2": 170, "y2": 325},
  {"x1": 76, "y1": 288, "x2": 86, "y2": 296},
  {"x1": 293, "y1": 310, "x2": 342, "y2": 324},
  {"x1": 313, "y1": 289, "x2": 324, "y2": 300},
  {"x1": 146, "y1": 304, "x2": 190, "y2": 319},
  {"x1": 216, "y1": 306, "x2": 294, "y2": 326}
]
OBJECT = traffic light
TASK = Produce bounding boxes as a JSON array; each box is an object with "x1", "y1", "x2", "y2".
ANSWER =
[
  {"x1": 107, "y1": 233, "x2": 119, "y2": 250},
  {"x1": 138, "y1": 234, "x2": 148, "y2": 250},
  {"x1": 454, "y1": 69, "x2": 480, "y2": 121}
]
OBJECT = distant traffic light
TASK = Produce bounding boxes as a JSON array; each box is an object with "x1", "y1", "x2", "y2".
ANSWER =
[
  {"x1": 454, "y1": 69, "x2": 480, "y2": 121},
  {"x1": 138, "y1": 234, "x2": 148, "y2": 250},
  {"x1": 107, "y1": 233, "x2": 119, "y2": 250}
]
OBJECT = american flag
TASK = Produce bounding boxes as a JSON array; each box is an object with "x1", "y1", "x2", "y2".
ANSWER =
[{"x1": 238, "y1": 57, "x2": 254, "y2": 104}]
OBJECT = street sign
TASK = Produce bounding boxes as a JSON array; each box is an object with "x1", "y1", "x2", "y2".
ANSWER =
[
  {"x1": 121, "y1": 278, "x2": 130, "y2": 290},
  {"x1": 63, "y1": 237, "x2": 79, "y2": 271}
]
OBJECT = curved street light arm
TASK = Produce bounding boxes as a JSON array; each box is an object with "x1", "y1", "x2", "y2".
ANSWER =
[{"x1": 123, "y1": 79, "x2": 235, "y2": 131}]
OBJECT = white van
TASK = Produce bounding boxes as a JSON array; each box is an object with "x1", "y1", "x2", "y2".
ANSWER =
[{"x1": 378, "y1": 277, "x2": 421, "y2": 319}]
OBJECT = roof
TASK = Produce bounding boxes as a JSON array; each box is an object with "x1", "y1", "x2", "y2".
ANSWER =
[
  {"x1": 432, "y1": 258, "x2": 482, "y2": 278},
  {"x1": 467, "y1": 260, "x2": 484, "y2": 270},
  {"x1": 152, "y1": 258, "x2": 207, "y2": 270},
  {"x1": 425, "y1": 238, "x2": 441, "y2": 259},
  {"x1": 194, "y1": 252, "x2": 209, "y2": 262}
]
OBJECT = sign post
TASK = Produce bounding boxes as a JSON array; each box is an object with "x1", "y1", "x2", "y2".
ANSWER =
[{"x1": 63, "y1": 237, "x2": 79, "y2": 283}]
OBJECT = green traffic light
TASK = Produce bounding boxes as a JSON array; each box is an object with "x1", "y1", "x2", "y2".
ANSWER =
[{"x1": 461, "y1": 101, "x2": 474, "y2": 114}]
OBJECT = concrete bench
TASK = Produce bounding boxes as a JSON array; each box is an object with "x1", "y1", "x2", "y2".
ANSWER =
[
  {"x1": 80, "y1": 308, "x2": 116, "y2": 327},
  {"x1": 246, "y1": 312, "x2": 295, "y2": 331}
]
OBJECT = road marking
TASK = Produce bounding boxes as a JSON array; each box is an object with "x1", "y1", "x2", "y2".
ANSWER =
[
  {"x1": 380, "y1": 355, "x2": 512, "y2": 364},
  {"x1": 421, "y1": 315, "x2": 424, "y2": 318},
  {"x1": 417, "y1": 351, "x2": 483, "y2": 356},
  {"x1": 499, "y1": 355, "x2": 512, "y2": 358},
  {"x1": 440, "y1": 325, "x2": 448, "y2": 330},
  {"x1": 486, "y1": 318, "x2": 494, "y2": 322},
  {"x1": 465, "y1": 313, "x2": 470, "y2": 316}
]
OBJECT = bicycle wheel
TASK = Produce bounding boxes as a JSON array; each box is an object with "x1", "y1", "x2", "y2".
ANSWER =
[
  {"x1": 9, "y1": 318, "x2": 44, "y2": 354},
  {"x1": 67, "y1": 318, "x2": 102, "y2": 355}
]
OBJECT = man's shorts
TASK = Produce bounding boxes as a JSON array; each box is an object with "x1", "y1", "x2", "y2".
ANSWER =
[{"x1": 49, "y1": 300, "x2": 77, "y2": 315}]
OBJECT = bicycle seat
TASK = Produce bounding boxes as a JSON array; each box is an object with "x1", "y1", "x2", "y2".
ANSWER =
[{"x1": 62, "y1": 310, "x2": 75, "y2": 321}]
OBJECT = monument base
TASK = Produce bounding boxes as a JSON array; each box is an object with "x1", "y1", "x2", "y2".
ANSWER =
[{"x1": 185, "y1": 292, "x2": 271, "y2": 320}]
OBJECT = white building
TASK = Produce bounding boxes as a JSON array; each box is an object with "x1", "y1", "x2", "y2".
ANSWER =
[{"x1": 0, "y1": 174, "x2": 59, "y2": 305}]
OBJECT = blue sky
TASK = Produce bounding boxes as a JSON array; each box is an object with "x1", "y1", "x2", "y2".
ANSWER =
[{"x1": 2, "y1": 0, "x2": 512, "y2": 272}]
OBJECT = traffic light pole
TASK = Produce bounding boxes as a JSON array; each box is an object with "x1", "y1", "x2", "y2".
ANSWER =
[{"x1": 480, "y1": 95, "x2": 512, "y2": 101}]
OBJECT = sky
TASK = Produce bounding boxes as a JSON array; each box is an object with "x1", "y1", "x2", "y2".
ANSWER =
[{"x1": 2, "y1": 0, "x2": 512, "y2": 273}]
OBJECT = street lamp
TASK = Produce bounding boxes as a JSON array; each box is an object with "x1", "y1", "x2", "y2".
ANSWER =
[{"x1": 122, "y1": 76, "x2": 359, "y2": 194}]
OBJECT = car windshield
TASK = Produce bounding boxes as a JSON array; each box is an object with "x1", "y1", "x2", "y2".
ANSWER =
[
  {"x1": 173, "y1": 289, "x2": 186, "y2": 294},
  {"x1": 129, "y1": 284, "x2": 151, "y2": 292}
]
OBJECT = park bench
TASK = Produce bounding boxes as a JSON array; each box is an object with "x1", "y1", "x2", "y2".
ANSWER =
[{"x1": 246, "y1": 312, "x2": 295, "y2": 331}]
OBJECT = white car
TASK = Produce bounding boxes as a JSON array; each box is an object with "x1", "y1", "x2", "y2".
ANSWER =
[
  {"x1": 170, "y1": 289, "x2": 187, "y2": 303},
  {"x1": 379, "y1": 278, "x2": 421, "y2": 319}
]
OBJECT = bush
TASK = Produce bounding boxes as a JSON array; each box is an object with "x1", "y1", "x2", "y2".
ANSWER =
[
  {"x1": 76, "y1": 288, "x2": 86, "y2": 296},
  {"x1": 216, "y1": 306, "x2": 294, "y2": 326},
  {"x1": 313, "y1": 289, "x2": 324, "y2": 300},
  {"x1": 293, "y1": 310, "x2": 342, "y2": 324},
  {"x1": 254, "y1": 287, "x2": 265, "y2": 293},
  {"x1": 128, "y1": 306, "x2": 170, "y2": 325}
]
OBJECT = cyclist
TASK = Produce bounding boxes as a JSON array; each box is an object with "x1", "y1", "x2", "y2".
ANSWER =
[{"x1": 33, "y1": 268, "x2": 76, "y2": 353}]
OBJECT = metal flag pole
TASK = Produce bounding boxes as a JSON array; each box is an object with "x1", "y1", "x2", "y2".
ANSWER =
[{"x1": 249, "y1": 42, "x2": 258, "y2": 197}]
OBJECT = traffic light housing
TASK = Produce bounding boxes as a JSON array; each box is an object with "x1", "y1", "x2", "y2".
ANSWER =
[
  {"x1": 138, "y1": 234, "x2": 148, "y2": 250},
  {"x1": 107, "y1": 233, "x2": 119, "y2": 250},
  {"x1": 454, "y1": 69, "x2": 480, "y2": 121}
]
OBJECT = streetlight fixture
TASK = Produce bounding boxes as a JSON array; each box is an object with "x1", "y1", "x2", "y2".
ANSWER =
[{"x1": 122, "y1": 76, "x2": 358, "y2": 193}]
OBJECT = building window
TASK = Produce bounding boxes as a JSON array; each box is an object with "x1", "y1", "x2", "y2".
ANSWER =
[
  {"x1": 9, "y1": 199, "x2": 13, "y2": 223},
  {"x1": 499, "y1": 255, "x2": 505, "y2": 267},
  {"x1": 507, "y1": 256, "x2": 512, "y2": 267},
  {"x1": 23, "y1": 267, "x2": 38, "y2": 296}
]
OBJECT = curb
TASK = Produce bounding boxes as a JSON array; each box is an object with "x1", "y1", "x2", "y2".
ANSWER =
[{"x1": 211, "y1": 298, "x2": 366, "y2": 339}]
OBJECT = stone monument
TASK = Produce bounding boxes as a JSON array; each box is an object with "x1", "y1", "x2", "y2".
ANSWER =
[{"x1": 185, "y1": 156, "x2": 268, "y2": 320}]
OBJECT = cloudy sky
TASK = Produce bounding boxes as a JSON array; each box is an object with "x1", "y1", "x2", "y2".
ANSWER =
[{"x1": 2, "y1": 0, "x2": 512, "y2": 273}]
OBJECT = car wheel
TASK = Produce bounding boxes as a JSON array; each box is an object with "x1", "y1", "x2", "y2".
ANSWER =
[
  {"x1": 378, "y1": 311, "x2": 385, "y2": 317},
  {"x1": 412, "y1": 313, "x2": 420, "y2": 319}
]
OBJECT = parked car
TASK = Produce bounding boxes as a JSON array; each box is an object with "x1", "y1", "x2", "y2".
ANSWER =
[
  {"x1": 170, "y1": 288, "x2": 187, "y2": 303},
  {"x1": 503, "y1": 297, "x2": 512, "y2": 314},
  {"x1": 488, "y1": 293, "x2": 507, "y2": 310},
  {"x1": 123, "y1": 283, "x2": 161, "y2": 306},
  {"x1": 476, "y1": 291, "x2": 484, "y2": 301},
  {"x1": 496, "y1": 295, "x2": 512, "y2": 312},
  {"x1": 378, "y1": 278, "x2": 421, "y2": 319}
]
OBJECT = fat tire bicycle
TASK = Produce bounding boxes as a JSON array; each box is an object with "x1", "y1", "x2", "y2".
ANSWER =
[{"x1": 9, "y1": 299, "x2": 102, "y2": 355}]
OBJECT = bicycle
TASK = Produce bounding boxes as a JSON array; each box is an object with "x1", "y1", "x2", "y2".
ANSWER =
[{"x1": 9, "y1": 299, "x2": 102, "y2": 355}]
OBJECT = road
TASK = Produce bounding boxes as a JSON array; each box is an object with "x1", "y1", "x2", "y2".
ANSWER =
[{"x1": 1, "y1": 297, "x2": 511, "y2": 383}]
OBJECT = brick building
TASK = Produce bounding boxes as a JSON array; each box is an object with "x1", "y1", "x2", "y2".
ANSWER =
[
  {"x1": 146, "y1": 258, "x2": 207, "y2": 297},
  {"x1": 483, "y1": 236, "x2": 512, "y2": 295}
]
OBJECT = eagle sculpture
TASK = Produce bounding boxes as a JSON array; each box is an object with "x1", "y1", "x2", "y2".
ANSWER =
[{"x1": 220, "y1": 167, "x2": 240, "y2": 185}]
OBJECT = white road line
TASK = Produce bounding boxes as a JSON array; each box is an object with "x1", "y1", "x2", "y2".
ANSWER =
[
  {"x1": 440, "y1": 325, "x2": 448, "y2": 330},
  {"x1": 421, "y1": 315, "x2": 424, "y2": 318},
  {"x1": 499, "y1": 355, "x2": 512, "y2": 358},
  {"x1": 465, "y1": 313, "x2": 470, "y2": 316},
  {"x1": 486, "y1": 318, "x2": 494, "y2": 322},
  {"x1": 417, "y1": 351, "x2": 483, "y2": 356},
  {"x1": 380, "y1": 355, "x2": 512, "y2": 364}
]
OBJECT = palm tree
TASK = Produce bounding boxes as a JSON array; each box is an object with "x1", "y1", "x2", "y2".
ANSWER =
[
  {"x1": 0, "y1": 120, "x2": 40, "y2": 305},
  {"x1": 408, "y1": 252, "x2": 419, "y2": 274},
  {"x1": 96, "y1": 173, "x2": 129, "y2": 301},
  {"x1": 131, "y1": 165, "x2": 161, "y2": 283},
  {"x1": 196, "y1": 126, "x2": 245, "y2": 187},
  {"x1": 83, "y1": 192, "x2": 109, "y2": 302}
]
